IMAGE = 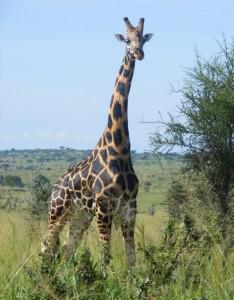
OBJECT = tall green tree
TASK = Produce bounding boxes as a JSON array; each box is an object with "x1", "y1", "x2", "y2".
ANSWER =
[{"x1": 151, "y1": 38, "x2": 234, "y2": 228}]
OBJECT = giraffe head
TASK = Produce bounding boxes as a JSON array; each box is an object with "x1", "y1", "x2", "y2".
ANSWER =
[{"x1": 115, "y1": 17, "x2": 153, "y2": 61}]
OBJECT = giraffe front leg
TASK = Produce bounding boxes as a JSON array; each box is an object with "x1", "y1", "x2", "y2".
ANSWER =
[
  {"x1": 121, "y1": 198, "x2": 137, "y2": 266},
  {"x1": 41, "y1": 194, "x2": 74, "y2": 260},
  {"x1": 63, "y1": 208, "x2": 93, "y2": 258},
  {"x1": 96, "y1": 200, "x2": 113, "y2": 267}
]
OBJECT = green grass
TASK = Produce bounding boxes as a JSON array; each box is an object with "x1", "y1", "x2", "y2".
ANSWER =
[
  {"x1": 0, "y1": 210, "x2": 233, "y2": 299},
  {"x1": 0, "y1": 210, "x2": 168, "y2": 298}
]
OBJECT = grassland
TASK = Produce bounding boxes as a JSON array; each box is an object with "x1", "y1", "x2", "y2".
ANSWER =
[
  {"x1": 0, "y1": 149, "x2": 233, "y2": 299},
  {"x1": 0, "y1": 149, "x2": 175, "y2": 262}
]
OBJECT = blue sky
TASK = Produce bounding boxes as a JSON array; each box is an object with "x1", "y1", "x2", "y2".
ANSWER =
[{"x1": 0, "y1": 0, "x2": 233, "y2": 151}]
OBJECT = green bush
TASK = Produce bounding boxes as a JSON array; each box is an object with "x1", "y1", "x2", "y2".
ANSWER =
[
  {"x1": 29, "y1": 175, "x2": 52, "y2": 217},
  {"x1": 2, "y1": 175, "x2": 24, "y2": 188}
]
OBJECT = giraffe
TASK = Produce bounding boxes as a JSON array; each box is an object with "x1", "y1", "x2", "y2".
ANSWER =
[{"x1": 41, "y1": 17, "x2": 153, "y2": 266}]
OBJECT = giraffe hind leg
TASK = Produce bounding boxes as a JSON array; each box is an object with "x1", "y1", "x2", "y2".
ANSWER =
[
  {"x1": 63, "y1": 208, "x2": 94, "y2": 258},
  {"x1": 96, "y1": 198, "x2": 113, "y2": 267},
  {"x1": 120, "y1": 198, "x2": 136, "y2": 265}
]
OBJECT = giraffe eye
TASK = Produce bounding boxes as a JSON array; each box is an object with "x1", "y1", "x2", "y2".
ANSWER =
[{"x1": 125, "y1": 39, "x2": 131, "y2": 44}]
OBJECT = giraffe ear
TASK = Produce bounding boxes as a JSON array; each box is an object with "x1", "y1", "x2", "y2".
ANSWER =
[
  {"x1": 143, "y1": 33, "x2": 153, "y2": 43},
  {"x1": 114, "y1": 34, "x2": 126, "y2": 42}
]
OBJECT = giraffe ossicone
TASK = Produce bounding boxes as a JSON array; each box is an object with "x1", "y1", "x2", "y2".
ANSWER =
[{"x1": 41, "y1": 17, "x2": 153, "y2": 267}]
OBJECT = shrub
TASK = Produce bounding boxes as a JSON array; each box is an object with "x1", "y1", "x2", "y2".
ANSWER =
[
  {"x1": 3, "y1": 175, "x2": 24, "y2": 188},
  {"x1": 29, "y1": 175, "x2": 52, "y2": 217}
]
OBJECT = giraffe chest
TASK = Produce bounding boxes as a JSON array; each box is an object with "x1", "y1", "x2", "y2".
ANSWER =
[
  {"x1": 90, "y1": 155, "x2": 139, "y2": 198},
  {"x1": 93, "y1": 170, "x2": 139, "y2": 200}
]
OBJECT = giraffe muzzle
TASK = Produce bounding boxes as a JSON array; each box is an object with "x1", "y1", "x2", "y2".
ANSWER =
[{"x1": 134, "y1": 49, "x2": 144, "y2": 60}]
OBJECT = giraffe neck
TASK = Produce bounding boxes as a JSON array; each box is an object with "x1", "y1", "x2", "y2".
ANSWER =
[{"x1": 104, "y1": 53, "x2": 136, "y2": 156}]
